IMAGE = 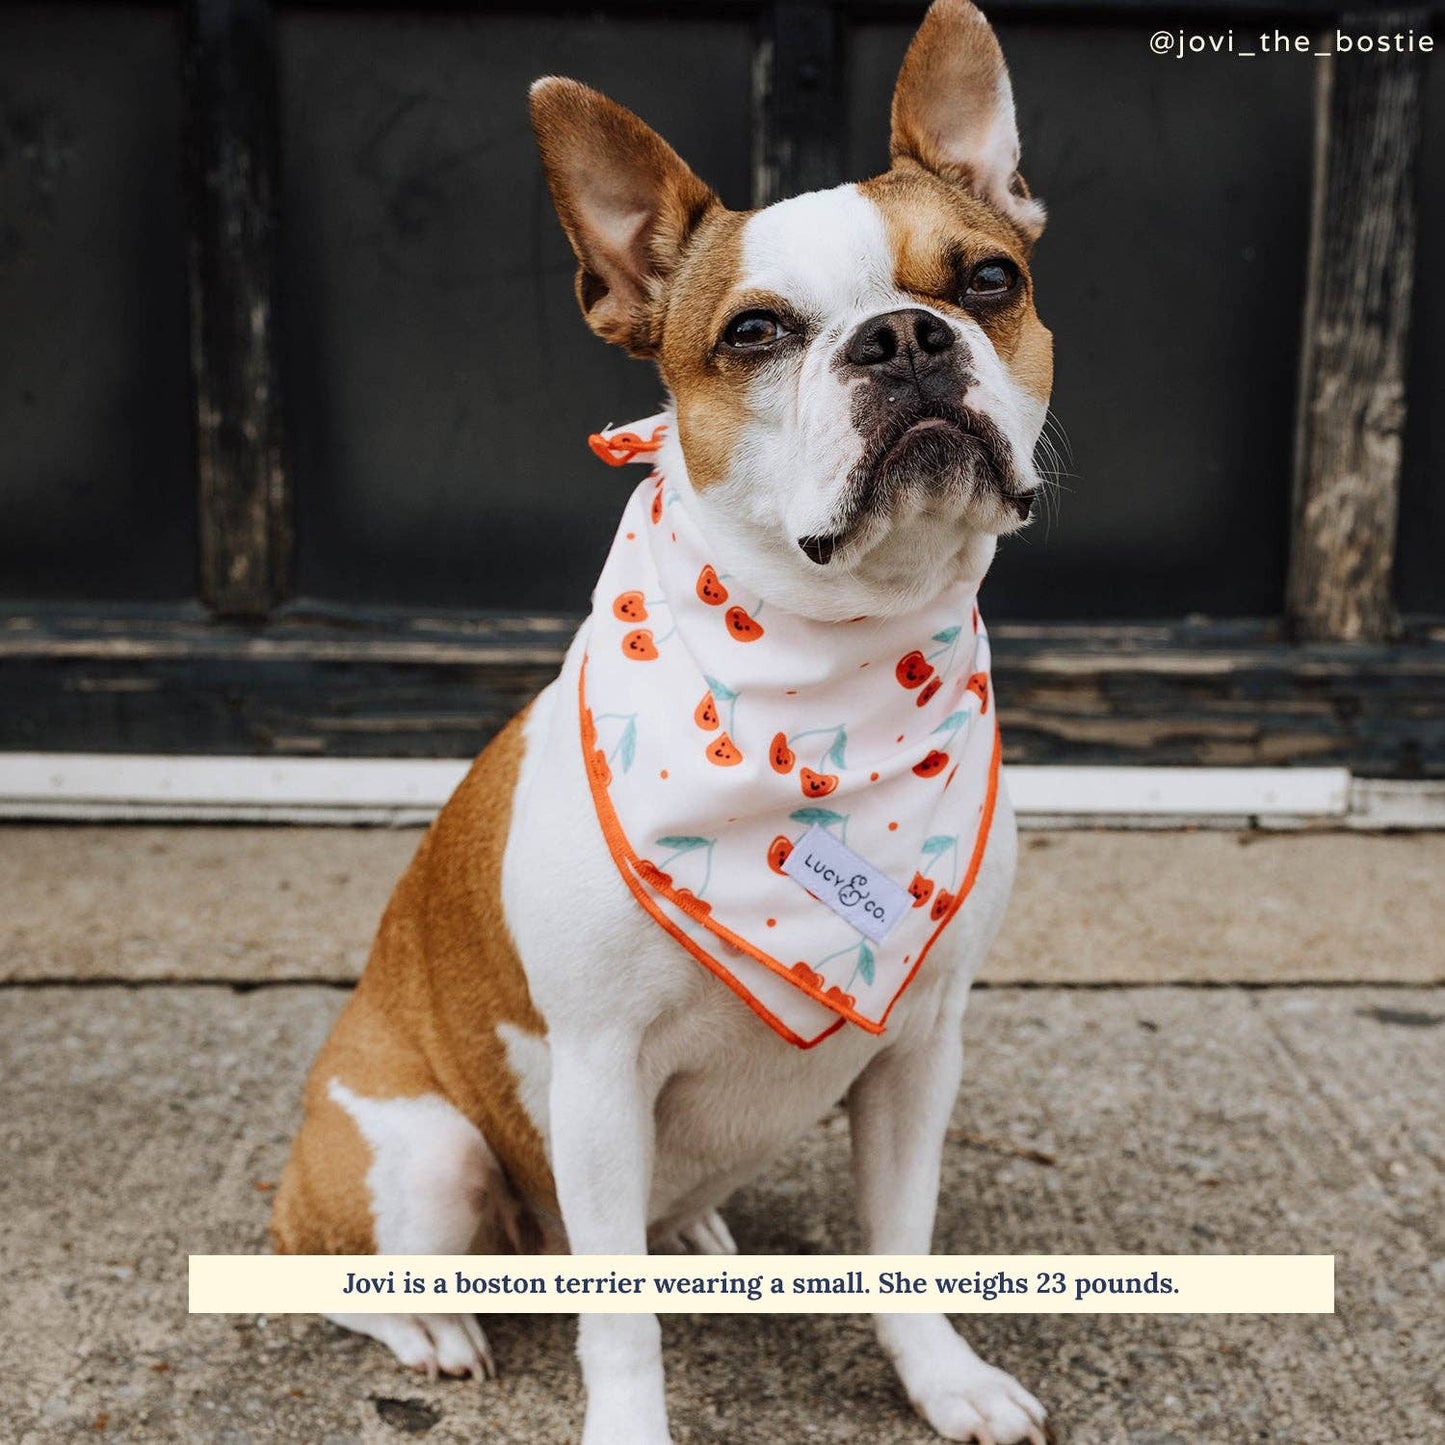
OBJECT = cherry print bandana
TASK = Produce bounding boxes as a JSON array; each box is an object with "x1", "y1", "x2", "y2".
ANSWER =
[{"x1": 579, "y1": 418, "x2": 1001, "y2": 1049}]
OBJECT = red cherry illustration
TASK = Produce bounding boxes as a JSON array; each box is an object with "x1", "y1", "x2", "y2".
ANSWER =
[
  {"x1": 916, "y1": 675, "x2": 942, "y2": 707},
  {"x1": 913, "y1": 750, "x2": 949, "y2": 778},
  {"x1": 908, "y1": 872, "x2": 934, "y2": 909},
  {"x1": 966, "y1": 671, "x2": 989, "y2": 712},
  {"x1": 725, "y1": 605, "x2": 764, "y2": 641},
  {"x1": 930, "y1": 888, "x2": 955, "y2": 923},
  {"x1": 696, "y1": 565, "x2": 729, "y2": 606},
  {"x1": 895, "y1": 650, "x2": 934, "y2": 689},
  {"x1": 612, "y1": 590, "x2": 647, "y2": 621},
  {"x1": 799, "y1": 767, "x2": 838, "y2": 798},
  {"x1": 769, "y1": 731, "x2": 796, "y2": 773},
  {"x1": 694, "y1": 692, "x2": 719, "y2": 730},
  {"x1": 621, "y1": 628, "x2": 658, "y2": 660},
  {"x1": 706, "y1": 732, "x2": 744, "y2": 767},
  {"x1": 791, "y1": 962, "x2": 824, "y2": 990},
  {"x1": 768, "y1": 835, "x2": 794, "y2": 875}
]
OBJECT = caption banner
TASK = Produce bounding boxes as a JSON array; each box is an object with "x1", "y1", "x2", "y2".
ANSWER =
[{"x1": 190, "y1": 1254, "x2": 1334, "y2": 1315}]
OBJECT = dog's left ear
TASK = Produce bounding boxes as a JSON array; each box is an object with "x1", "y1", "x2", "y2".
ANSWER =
[{"x1": 890, "y1": 0, "x2": 1045, "y2": 244}]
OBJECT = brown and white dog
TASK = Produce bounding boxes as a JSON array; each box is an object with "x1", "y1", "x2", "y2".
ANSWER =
[{"x1": 272, "y1": 3, "x2": 1053, "y2": 1441}]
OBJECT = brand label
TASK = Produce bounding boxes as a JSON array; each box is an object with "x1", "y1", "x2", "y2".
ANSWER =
[{"x1": 781, "y1": 825, "x2": 911, "y2": 943}]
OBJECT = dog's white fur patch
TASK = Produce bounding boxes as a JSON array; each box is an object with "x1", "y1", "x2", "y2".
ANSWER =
[
  {"x1": 326, "y1": 1080, "x2": 493, "y2": 1253},
  {"x1": 739, "y1": 184, "x2": 896, "y2": 324},
  {"x1": 324, "y1": 1081, "x2": 500, "y2": 1379},
  {"x1": 497, "y1": 1021, "x2": 552, "y2": 1155}
]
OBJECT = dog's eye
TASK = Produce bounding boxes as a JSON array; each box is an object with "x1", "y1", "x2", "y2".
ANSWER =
[
  {"x1": 964, "y1": 260, "x2": 1019, "y2": 298},
  {"x1": 721, "y1": 310, "x2": 788, "y2": 349}
]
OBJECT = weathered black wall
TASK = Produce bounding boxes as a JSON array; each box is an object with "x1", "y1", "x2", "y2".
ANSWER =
[
  {"x1": 278, "y1": 9, "x2": 754, "y2": 614},
  {"x1": 1398, "y1": 40, "x2": 1444, "y2": 617},
  {"x1": 0, "y1": 2, "x2": 1439, "y2": 774},
  {"x1": 0, "y1": 3, "x2": 194, "y2": 602},
  {"x1": 0, "y1": 1, "x2": 1438, "y2": 622}
]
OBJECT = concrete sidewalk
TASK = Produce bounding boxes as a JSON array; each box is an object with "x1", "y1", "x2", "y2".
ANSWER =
[
  {"x1": 1, "y1": 827, "x2": 1442, "y2": 1443},
  {"x1": 2, "y1": 984, "x2": 1442, "y2": 1444},
  {"x1": 3, "y1": 826, "x2": 1442, "y2": 985}
]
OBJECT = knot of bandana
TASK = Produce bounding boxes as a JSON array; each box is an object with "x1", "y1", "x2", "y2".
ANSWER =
[{"x1": 580, "y1": 421, "x2": 1001, "y2": 1048}]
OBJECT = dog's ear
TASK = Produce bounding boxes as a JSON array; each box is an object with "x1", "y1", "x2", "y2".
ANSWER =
[
  {"x1": 530, "y1": 78, "x2": 718, "y2": 357},
  {"x1": 889, "y1": 0, "x2": 1045, "y2": 243}
]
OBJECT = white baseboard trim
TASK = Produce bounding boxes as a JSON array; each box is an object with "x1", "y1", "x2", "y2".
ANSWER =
[
  {"x1": 1002, "y1": 765, "x2": 1349, "y2": 818},
  {"x1": 0, "y1": 754, "x2": 469, "y2": 814},
  {"x1": 0, "y1": 753, "x2": 1429, "y2": 828}
]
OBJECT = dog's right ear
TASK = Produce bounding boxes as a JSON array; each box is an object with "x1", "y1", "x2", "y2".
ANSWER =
[
  {"x1": 530, "y1": 78, "x2": 717, "y2": 358},
  {"x1": 889, "y1": 0, "x2": 1046, "y2": 244}
]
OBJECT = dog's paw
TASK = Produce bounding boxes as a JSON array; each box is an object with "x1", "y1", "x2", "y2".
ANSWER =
[
  {"x1": 906, "y1": 1357, "x2": 1047, "y2": 1444},
  {"x1": 679, "y1": 1208, "x2": 738, "y2": 1255},
  {"x1": 326, "y1": 1311, "x2": 495, "y2": 1381},
  {"x1": 651, "y1": 1208, "x2": 738, "y2": 1255}
]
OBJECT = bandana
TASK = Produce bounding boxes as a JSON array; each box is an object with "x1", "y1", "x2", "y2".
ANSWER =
[{"x1": 579, "y1": 417, "x2": 1001, "y2": 1048}]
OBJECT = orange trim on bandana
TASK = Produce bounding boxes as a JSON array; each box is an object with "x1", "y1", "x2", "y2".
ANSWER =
[
  {"x1": 579, "y1": 654, "x2": 1001, "y2": 1047},
  {"x1": 580, "y1": 656, "x2": 842, "y2": 1049},
  {"x1": 588, "y1": 424, "x2": 668, "y2": 467},
  {"x1": 876, "y1": 719, "x2": 1001, "y2": 1033}
]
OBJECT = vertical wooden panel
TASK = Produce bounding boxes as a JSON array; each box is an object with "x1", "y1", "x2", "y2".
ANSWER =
[
  {"x1": 1287, "y1": 9, "x2": 1428, "y2": 643},
  {"x1": 753, "y1": 0, "x2": 844, "y2": 205},
  {"x1": 185, "y1": 0, "x2": 289, "y2": 618}
]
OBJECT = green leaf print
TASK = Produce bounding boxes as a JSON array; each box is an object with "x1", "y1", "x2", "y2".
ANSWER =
[
  {"x1": 789, "y1": 808, "x2": 846, "y2": 827},
  {"x1": 654, "y1": 835, "x2": 711, "y2": 852},
  {"x1": 932, "y1": 626, "x2": 961, "y2": 644},
  {"x1": 824, "y1": 729, "x2": 848, "y2": 770},
  {"x1": 933, "y1": 710, "x2": 969, "y2": 734},
  {"x1": 921, "y1": 834, "x2": 956, "y2": 857},
  {"x1": 702, "y1": 674, "x2": 738, "y2": 702},
  {"x1": 618, "y1": 718, "x2": 637, "y2": 773},
  {"x1": 857, "y1": 943, "x2": 875, "y2": 986}
]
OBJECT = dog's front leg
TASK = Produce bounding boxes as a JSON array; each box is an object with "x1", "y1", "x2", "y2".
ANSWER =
[
  {"x1": 849, "y1": 1013, "x2": 1047, "y2": 1445},
  {"x1": 549, "y1": 1030, "x2": 670, "y2": 1445}
]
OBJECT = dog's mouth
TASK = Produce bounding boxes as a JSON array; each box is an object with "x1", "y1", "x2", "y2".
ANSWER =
[
  {"x1": 877, "y1": 414, "x2": 975, "y2": 473},
  {"x1": 797, "y1": 407, "x2": 1034, "y2": 565}
]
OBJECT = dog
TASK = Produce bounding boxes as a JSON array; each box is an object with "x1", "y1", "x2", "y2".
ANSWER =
[{"x1": 271, "y1": 3, "x2": 1052, "y2": 1440}]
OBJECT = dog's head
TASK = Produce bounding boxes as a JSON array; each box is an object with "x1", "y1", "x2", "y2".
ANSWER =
[{"x1": 532, "y1": 0, "x2": 1051, "y2": 620}]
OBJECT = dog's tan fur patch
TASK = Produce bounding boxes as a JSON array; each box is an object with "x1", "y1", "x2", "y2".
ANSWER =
[
  {"x1": 860, "y1": 167, "x2": 1052, "y2": 403},
  {"x1": 658, "y1": 208, "x2": 752, "y2": 491},
  {"x1": 271, "y1": 708, "x2": 554, "y2": 1256}
]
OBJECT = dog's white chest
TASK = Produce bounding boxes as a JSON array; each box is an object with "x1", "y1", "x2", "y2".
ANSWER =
[{"x1": 501, "y1": 652, "x2": 1017, "y2": 1228}]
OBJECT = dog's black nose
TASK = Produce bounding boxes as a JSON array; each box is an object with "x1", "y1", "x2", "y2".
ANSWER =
[{"x1": 843, "y1": 308, "x2": 955, "y2": 371}]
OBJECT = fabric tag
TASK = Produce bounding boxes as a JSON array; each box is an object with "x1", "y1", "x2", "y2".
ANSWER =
[{"x1": 781, "y1": 825, "x2": 912, "y2": 943}]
